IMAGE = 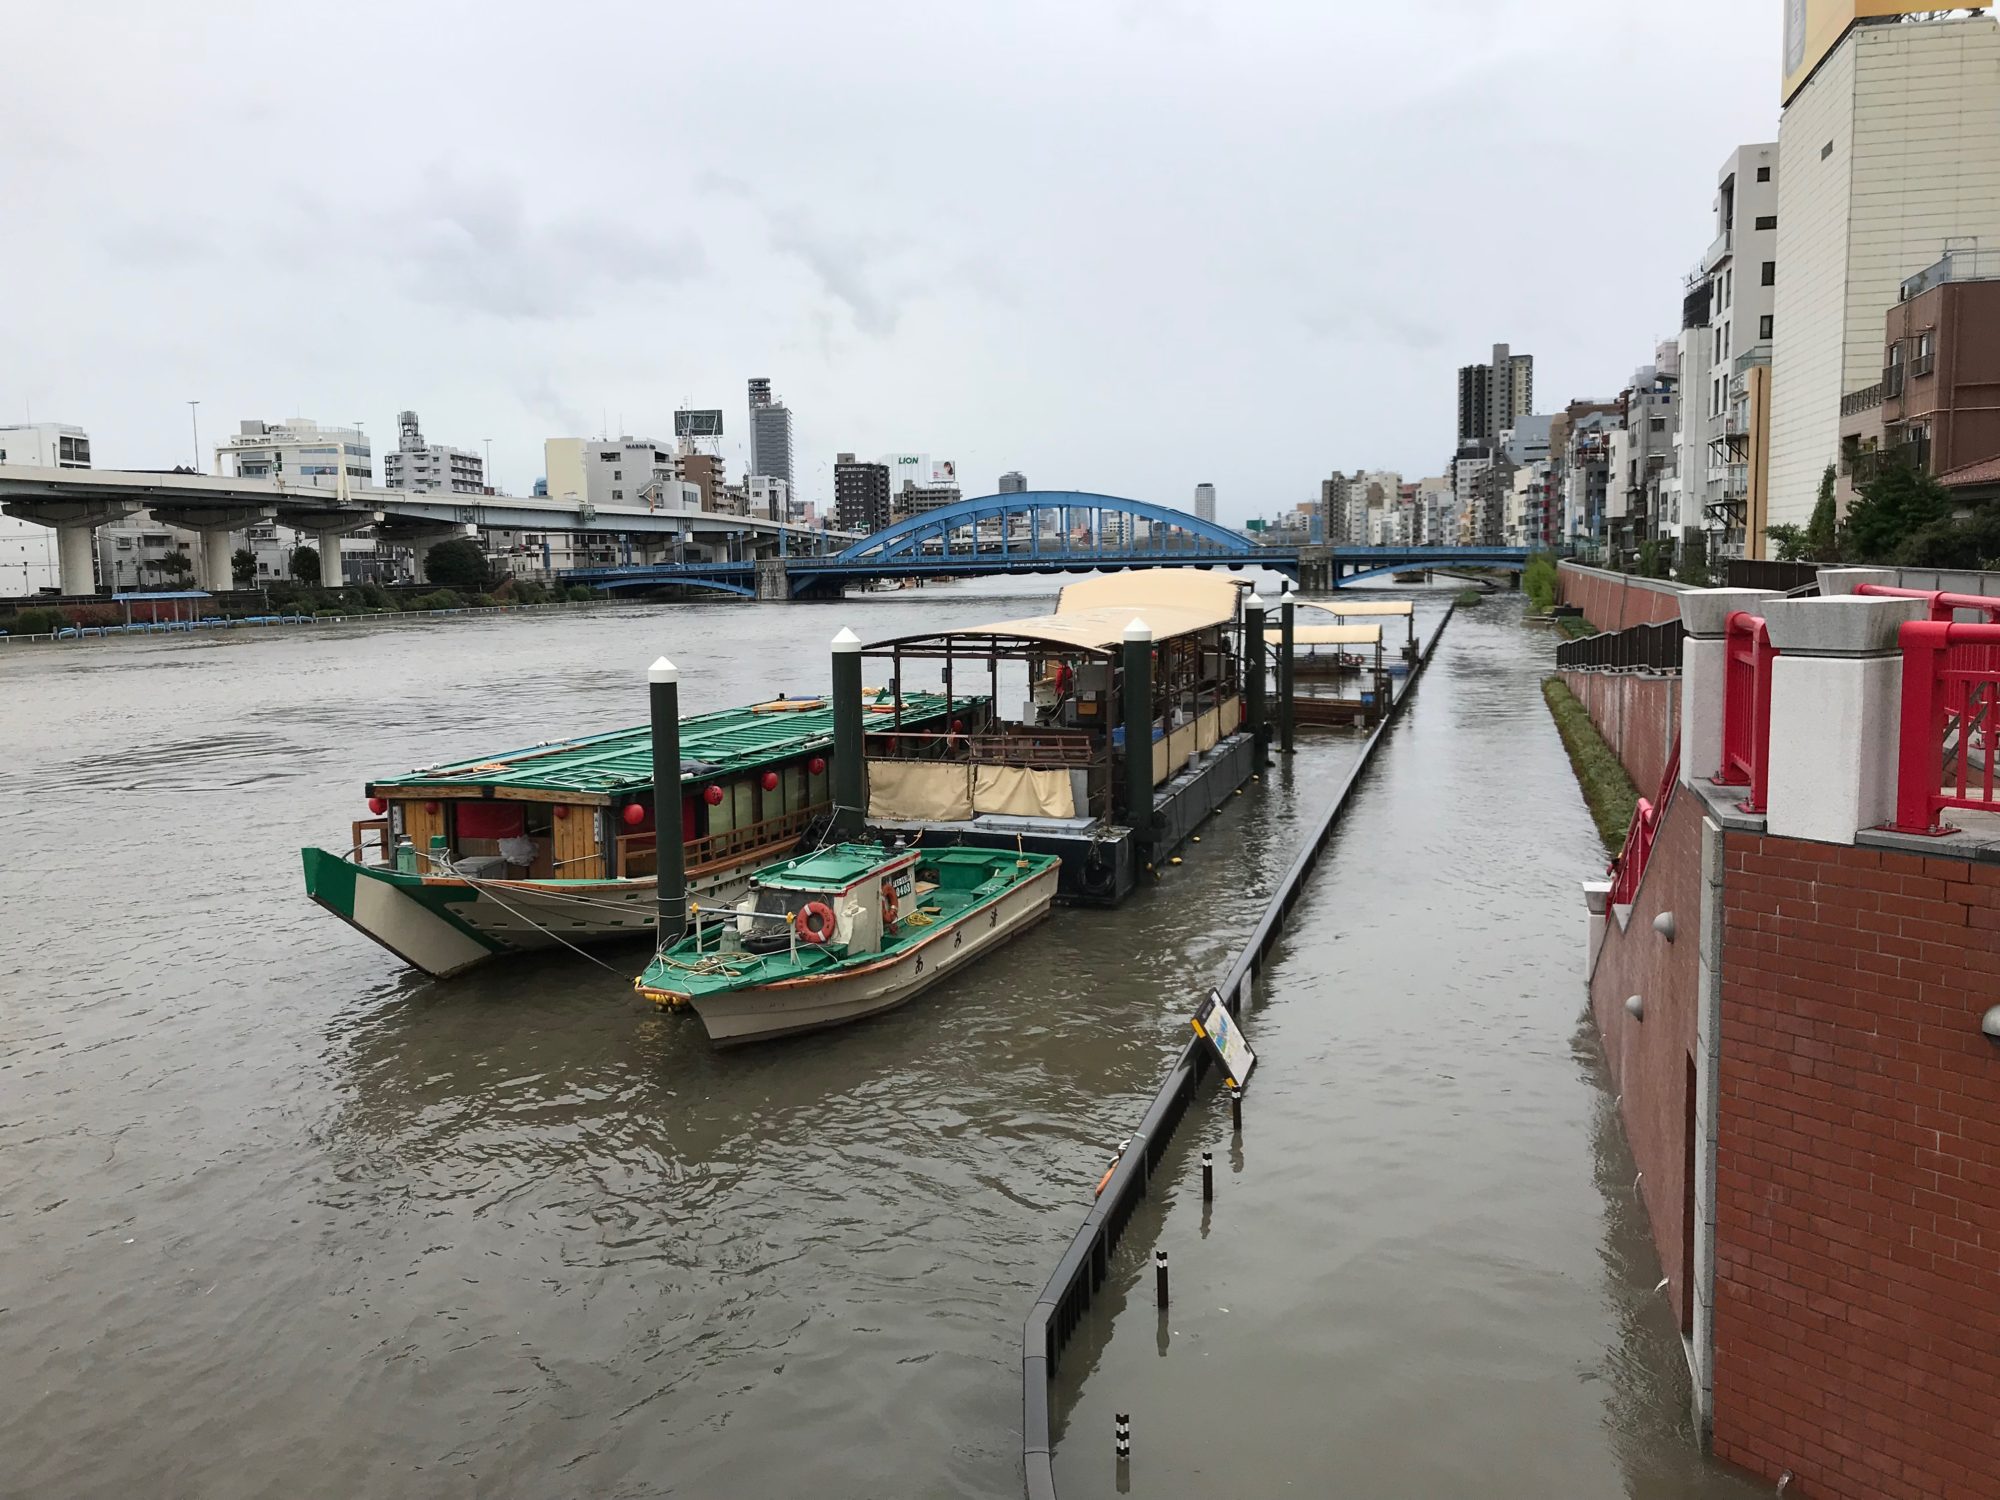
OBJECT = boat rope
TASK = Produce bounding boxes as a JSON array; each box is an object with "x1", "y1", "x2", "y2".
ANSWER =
[{"x1": 428, "y1": 856, "x2": 626, "y2": 973}]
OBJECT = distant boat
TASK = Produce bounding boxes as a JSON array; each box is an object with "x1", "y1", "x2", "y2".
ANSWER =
[
  {"x1": 300, "y1": 693, "x2": 979, "y2": 977},
  {"x1": 636, "y1": 842, "x2": 1060, "y2": 1043}
]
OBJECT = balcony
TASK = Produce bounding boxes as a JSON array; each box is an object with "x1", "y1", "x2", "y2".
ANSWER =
[
  {"x1": 1841, "y1": 381, "x2": 1885, "y2": 417},
  {"x1": 1702, "y1": 230, "x2": 1733, "y2": 275},
  {"x1": 1912, "y1": 350, "x2": 1936, "y2": 378},
  {"x1": 1883, "y1": 365, "x2": 1906, "y2": 399}
]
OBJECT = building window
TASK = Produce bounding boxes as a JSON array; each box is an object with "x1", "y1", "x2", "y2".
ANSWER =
[
  {"x1": 1821, "y1": 140, "x2": 1834, "y2": 160},
  {"x1": 1760, "y1": 315, "x2": 1773, "y2": 341},
  {"x1": 1914, "y1": 330, "x2": 1936, "y2": 377},
  {"x1": 1757, "y1": 166, "x2": 1771, "y2": 182},
  {"x1": 1650, "y1": 417, "x2": 1666, "y2": 433},
  {"x1": 1761, "y1": 262, "x2": 1776, "y2": 287},
  {"x1": 613, "y1": 470, "x2": 622, "y2": 480},
  {"x1": 1755, "y1": 215, "x2": 1776, "y2": 231},
  {"x1": 611, "y1": 490, "x2": 623, "y2": 501}
]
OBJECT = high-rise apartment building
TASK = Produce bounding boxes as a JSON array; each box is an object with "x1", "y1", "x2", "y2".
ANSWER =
[
  {"x1": 1193, "y1": 483, "x2": 1216, "y2": 523},
  {"x1": 999, "y1": 471, "x2": 1027, "y2": 494},
  {"x1": 747, "y1": 378, "x2": 795, "y2": 492},
  {"x1": 1767, "y1": 11, "x2": 2000, "y2": 532},
  {"x1": 1457, "y1": 344, "x2": 1535, "y2": 445},
  {"x1": 835, "y1": 454, "x2": 892, "y2": 534},
  {"x1": 383, "y1": 410, "x2": 484, "y2": 494}
]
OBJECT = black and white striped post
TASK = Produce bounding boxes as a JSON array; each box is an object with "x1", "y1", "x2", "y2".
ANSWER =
[
  {"x1": 1201, "y1": 1150, "x2": 1214, "y2": 1202},
  {"x1": 1154, "y1": 1249, "x2": 1169, "y2": 1308},
  {"x1": 1115, "y1": 1412, "x2": 1131, "y2": 1462}
]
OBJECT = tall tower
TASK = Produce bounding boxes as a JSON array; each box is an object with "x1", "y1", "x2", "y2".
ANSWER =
[
  {"x1": 1193, "y1": 482, "x2": 1217, "y2": 523},
  {"x1": 746, "y1": 378, "x2": 794, "y2": 491}
]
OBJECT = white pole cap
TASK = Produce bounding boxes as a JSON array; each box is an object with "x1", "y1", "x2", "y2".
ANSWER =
[
  {"x1": 1123, "y1": 617, "x2": 1153, "y2": 643},
  {"x1": 649, "y1": 656, "x2": 678, "y2": 684},
  {"x1": 831, "y1": 626, "x2": 862, "y2": 653},
  {"x1": 1246, "y1": 591, "x2": 1266, "y2": 609}
]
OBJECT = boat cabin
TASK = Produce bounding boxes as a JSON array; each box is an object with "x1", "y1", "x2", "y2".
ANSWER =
[{"x1": 350, "y1": 694, "x2": 973, "y2": 883}]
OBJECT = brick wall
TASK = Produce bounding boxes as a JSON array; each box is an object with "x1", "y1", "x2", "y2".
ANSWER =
[
  {"x1": 1560, "y1": 669, "x2": 1679, "y2": 797},
  {"x1": 1559, "y1": 561, "x2": 1687, "y2": 632},
  {"x1": 1589, "y1": 785, "x2": 1705, "y2": 1330},
  {"x1": 1713, "y1": 837, "x2": 2000, "y2": 1500}
]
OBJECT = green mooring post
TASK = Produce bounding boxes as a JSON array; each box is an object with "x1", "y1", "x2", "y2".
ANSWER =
[
  {"x1": 649, "y1": 656, "x2": 687, "y2": 946},
  {"x1": 1122, "y1": 616, "x2": 1155, "y2": 864},
  {"x1": 831, "y1": 626, "x2": 865, "y2": 838},
  {"x1": 1244, "y1": 590, "x2": 1268, "y2": 754},
  {"x1": 1278, "y1": 585, "x2": 1297, "y2": 755}
]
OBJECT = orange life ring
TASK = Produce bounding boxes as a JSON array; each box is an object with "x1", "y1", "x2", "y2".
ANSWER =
[
  {"x1": 881, "y1": 886, "x2": 899, "y2": 929},
  {"x1": 798, "y1": 901, "x2": 836, "y2": 944}
]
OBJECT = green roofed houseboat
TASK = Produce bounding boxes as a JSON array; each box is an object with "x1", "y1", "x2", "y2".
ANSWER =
[{"x1": 301, "y1": 692, "x2": 980, "y2": 978}]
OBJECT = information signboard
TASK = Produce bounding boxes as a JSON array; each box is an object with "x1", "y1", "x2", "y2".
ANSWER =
[{"x1": 1192, "y1": 989, "x2": 1256, "y2": 1088}]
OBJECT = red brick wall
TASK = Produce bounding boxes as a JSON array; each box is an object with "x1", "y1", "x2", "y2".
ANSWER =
[
  {"x1": 1559, "y1": 561, "x2": 1687, "y2": 632},
  {"x1": 1714, "y1": 838, "x2": 2000, "y2": 1500},
  {"x1": 1588, "y1": 784, "x2": 1705, "y2": 1329},
  {"x1": 1560, "y1": 670, "x2": 1679, "y2": 797}
]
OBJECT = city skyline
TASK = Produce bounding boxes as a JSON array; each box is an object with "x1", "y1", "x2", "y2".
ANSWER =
[{"x1": 2, "y1": 2, "x2": 1782, "y2": 525}]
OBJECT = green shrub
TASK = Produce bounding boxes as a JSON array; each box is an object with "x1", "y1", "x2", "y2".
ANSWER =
[
  {"x1": 9, "y1": 606, "x2": 61, "y2": 634},
  {"x1": 1543, "y1": 678, "x2": 1640, "y2": 857},
  {"x1": 1522, "y1": 553, "x2": 1559, "y2": 613},
  {"x1": 565, "y1": 585, "x2": 597, "y2": 603}
]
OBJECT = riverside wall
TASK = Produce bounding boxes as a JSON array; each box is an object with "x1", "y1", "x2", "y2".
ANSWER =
[
  {"x1": 1558, "y1": 561, "x2": 1687, "y2": 632},
  {"x1": 1558, "y1": 669, "x2": 1679, "y2": 797}
]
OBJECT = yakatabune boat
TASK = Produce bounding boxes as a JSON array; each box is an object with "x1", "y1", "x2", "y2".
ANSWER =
[
  {"x1": 637, "y1": 843, "x2": 1061, "y2": 1043},
  {"x1": 301, "y1": 693, "x2": 977, "y2": 978}
]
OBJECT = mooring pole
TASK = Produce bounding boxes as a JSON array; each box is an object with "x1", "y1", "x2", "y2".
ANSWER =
[
  {"x1": 1278, "y1": 583, "x2": 1297, "y2": 755},
  {"x1": 831, "y1": 626, "x2": 865, "y2": 839},
  {"x1": 1154, "y1": 1249, "x2": 1170, "y2": 1308},
  {"x1": 1201, "y1": 1150, "x2": 1214, "y2": 1202},
  {"x1": 1230, "y1": 1085, "x2": 1243, "y2": 1133},
  {"x1": 1122, "y1": 617, "x2": 1155, "y2": 866},
  {"x1": 649, "y1": 656, "x2": 687, "y2": 946},
  {"x1": 1244, "y1": 591, "x2": 1267, "y2": 754}
]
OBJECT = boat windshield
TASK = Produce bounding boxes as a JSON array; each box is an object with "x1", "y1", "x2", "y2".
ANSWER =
[{"x1": 732, "y1": 884, "x2": 836, "y2": 950}]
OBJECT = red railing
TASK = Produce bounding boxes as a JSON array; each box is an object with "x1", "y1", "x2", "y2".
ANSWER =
[
  {"x1": 1856, "y1": 583, "x2": 2000, "y2": 623},
  {"x1": 1891, "y1": 620, "x2": 2000, "y2": 835},
  {"x1": 1715, "y1": 611, "x2": 1777, "y2": 814},
  {"x1": 1608, "y1": 740, "x2": 1681, "y2": 908}
]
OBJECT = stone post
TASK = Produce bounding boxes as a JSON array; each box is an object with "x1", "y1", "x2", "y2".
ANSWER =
[
  {"x1": 1676, "y1": 588, "x2": 1781, "y2": 787},
  {"x1": 1759, "y1": 596, "x2": 1927, "y2": 844}
]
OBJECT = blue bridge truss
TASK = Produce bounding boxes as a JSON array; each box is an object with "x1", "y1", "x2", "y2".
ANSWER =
[{"x1": 557, "y1": 489, "x2": 1529, "y2": 598}]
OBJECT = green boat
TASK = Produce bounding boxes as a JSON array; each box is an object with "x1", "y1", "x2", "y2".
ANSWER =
[
  {"x1": 637, "y1": 842, "x2": 1062, "y2": 1043},
  {"x1": 300, "y1": 692, "x2": 982, "y2": 978}
]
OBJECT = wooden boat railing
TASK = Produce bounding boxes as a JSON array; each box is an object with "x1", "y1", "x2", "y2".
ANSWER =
[
  {"x1": 615, "y1": 803, "x2": 824, "y2": 879},
  {"x1": 870, "y1": 729, "x2": 1098, "y2": 769},
  {"x1": 349, "y1": 817, "x2": 392, "y2": 866}
]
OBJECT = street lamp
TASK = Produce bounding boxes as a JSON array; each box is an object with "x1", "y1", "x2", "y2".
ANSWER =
[
  {"x1": 187, "y1": 400, "x2": 201, "y2": 472},
  {"x1": 484, "y1": 437, "x2": 493, "y2": 494}
]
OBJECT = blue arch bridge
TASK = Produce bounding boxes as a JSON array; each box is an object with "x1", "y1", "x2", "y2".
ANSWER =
[{"x1": 556, "y1": 489, "x2": 1531, "y2": 600}]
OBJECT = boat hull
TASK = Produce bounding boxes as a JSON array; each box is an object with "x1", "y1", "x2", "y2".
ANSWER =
[
  {"x1": 688, "y1": 863, "x2": 1060, "y2": 1044},
  {"x1": 300, "y1": 848, "x2": 759, "y2": 979}
]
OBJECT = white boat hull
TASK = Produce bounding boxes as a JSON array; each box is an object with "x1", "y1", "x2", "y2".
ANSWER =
[{"x1": 689, "y1": 864, "x2": 1060, "y2": 1043}]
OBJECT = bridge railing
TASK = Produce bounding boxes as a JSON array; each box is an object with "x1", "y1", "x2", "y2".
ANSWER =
[{"x1": 1889, "y1": 619, "x2": 2000, "y2": 835}]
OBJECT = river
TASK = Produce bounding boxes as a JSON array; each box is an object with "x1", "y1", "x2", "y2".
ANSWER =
[{"x1": 0, "y1": 582, "x2": 1756, "y2": 1498}]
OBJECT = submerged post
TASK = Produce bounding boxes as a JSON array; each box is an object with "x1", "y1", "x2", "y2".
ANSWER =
[
  {"x1": 1122, "y1": 617, "x2": 1156, "y2": 864},
  {"x1": 1244, "y1": 591, "x2": 1268, "y2": 753},
  {"x1": 1278, "y1": 584, "x2": 1297, "y2": 755},
  {"x1": 831, "y1": 626, "x2": 865, "y2": 839},
  {"x1": 649, "y1": 657, "x2": 687, "y2": 947}
]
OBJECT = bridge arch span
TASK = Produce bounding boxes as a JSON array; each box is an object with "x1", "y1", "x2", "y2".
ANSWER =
[{"x1": 830, "y1": 490, "x2": 1257, "y2": 566}]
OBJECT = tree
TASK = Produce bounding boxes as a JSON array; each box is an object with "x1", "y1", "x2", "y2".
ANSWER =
[
  {"x1": 157, "y1": 551, "x2": 194, "y2": 586},
  {"x1": 289, "y1": 544, "x2": 322, "y2": 582},
  {"x1": 232, "y1": 548, "x2": 258, "y2": 588},
  {"x1": 1767, "y1": 465, "x2": 1843, "y2": 563},
  {"x1": 1895, "y1": 503, "x2": 2000, "y2": 570},
  {"x1": 1678, "y1": 529, "x2": 1714, "y2": 588},
  {"x1": 1842, "y1": 458, "x2": 1951, "y2": 564},
  {"x1": 425, "y1": 538, "x2": 494, "y2": 590}
]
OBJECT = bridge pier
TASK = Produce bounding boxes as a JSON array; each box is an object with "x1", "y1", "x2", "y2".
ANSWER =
[
  {"x1": 284, "y1": 509, "x2": 383, "y2": 591},
  {"x1": 755, "y1": 558, "x2": 791, "y2": 602},
  {"x1": 2, "y1": 499, "x2": 143, "y2": 595}
]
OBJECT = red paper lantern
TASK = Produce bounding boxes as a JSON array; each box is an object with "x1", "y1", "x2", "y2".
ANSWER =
[
  {"x1": 809, "y1": 756, "x2": 826, "y2": 775},
  {"x1": 367, "y1": 796, "x2": 387, "y2": 814},
  {"x1": 554, "y1": 805, "x2": 569, "y2": 819},
  {"x1": 704, "y1": 784, "x2": 724, "y2": 806},
  {"x1": 951, "y1": 719, "x2": 964, "y2": 734},
  {"x1": 426, "y1": 801, "x2": 440, "y2": 814},
  {"x1": 761, "y1": 771, "x2": 779, "y2": 791},
  {"x1": 621, "y1": 803, "x2": 646, "y2": 827}
]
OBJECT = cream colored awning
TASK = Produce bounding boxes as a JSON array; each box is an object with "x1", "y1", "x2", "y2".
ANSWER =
[
  {"x1": 956, "y1": 602, "x2": 1235, "y2": 654},
  {"x1": 1057, "y1": 569, "x2": 1243, "y2": 620},
  {"x1": 1300, "y1": 600, "x2": 1413, "y2": 618},
  {"x1": 1266, "y1": 624, "x2": 1382, "y2": 646}
]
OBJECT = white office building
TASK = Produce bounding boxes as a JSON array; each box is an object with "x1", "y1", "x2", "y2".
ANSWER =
[
  {"x1": 383, "y1": 410, "x2": 484, "y2": 494},
  {"x1": 0, "y1": 422, "x2": 91, "y2": 595},
  {"x1": 223, "y1": 418, "x2": 371, "y2": 487},
  {"x1": 543, "y1": 437, "x2": 696, "y2": 510},
  {"x1": 1768, "y1": 11, "x2": 2000, "y2": 530}
]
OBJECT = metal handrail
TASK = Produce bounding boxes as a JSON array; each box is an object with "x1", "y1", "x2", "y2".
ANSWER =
[{"x1": 1890, "y1": 619, "x2": 2000, "y2": 834}]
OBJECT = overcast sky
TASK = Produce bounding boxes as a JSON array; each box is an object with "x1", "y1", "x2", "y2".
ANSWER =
[{"x1": 3, "y1": 1, "x2": 1784, "y2": 523}]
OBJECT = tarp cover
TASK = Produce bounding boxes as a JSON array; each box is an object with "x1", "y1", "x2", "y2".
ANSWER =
[
  {"x1": 1300, "y1": 599, "x2": 1412, "y2": 618},
  {"x1": 972, "y1": 765, "x2": 1076, "y2": 818},
  {"x1": 867, "y1": 760, "x2": 973, "y2": 821},
  {"x1": 1267, "y1": 624, "x2": 1382, "y2": 646}
]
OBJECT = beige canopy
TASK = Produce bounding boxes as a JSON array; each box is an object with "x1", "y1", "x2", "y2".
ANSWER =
[
  {"x1": 1300, "y1": 600, "x2": 1413, "y2": 619},
  {"x1": 1057, "y1": 570, "x2": 1242, "y2": 620},
  {"x1": 937, "y1": 601, "x2": 1236, "y2": 656},
  {"x1": 1266, "y1": 623, "x2": 1383, "y2": 647}
]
